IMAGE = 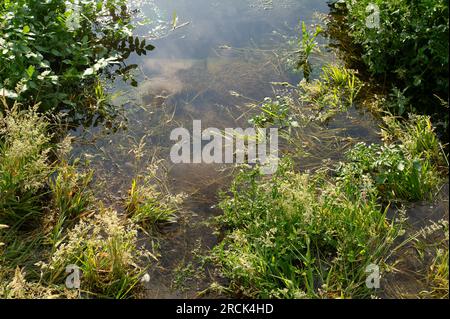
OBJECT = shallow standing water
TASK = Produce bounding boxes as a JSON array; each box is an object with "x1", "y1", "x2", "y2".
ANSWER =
[{"x1": 71, "y1": 0, "x2": 381, "y2": 298}]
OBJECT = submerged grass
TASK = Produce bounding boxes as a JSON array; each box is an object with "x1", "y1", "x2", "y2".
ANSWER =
[{"x1": 125, "y1": 166, "x2": 184, "y2": 231}]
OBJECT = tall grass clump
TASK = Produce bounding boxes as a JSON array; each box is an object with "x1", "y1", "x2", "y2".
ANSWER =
[
  {"x1": 423, "y1": 248, "x2": 449, "y2": 299},
  {"x1": 125, "y1": 165, "x2": 184, "y2": 231},
  {"x1": 47, "y1": 159, "x2": 94, "y2": 247},
  {"x1": 0, "y1": 102, "x2": 51, "y2": 226},
  {"x1": 211, "y1": 161, "x2": 403, "y2": 298},
  {"x1": 41, "y1": 208, "x2": 150, "y2": 299},
  {"x1": 298, "y1": 64, "x2": 362, "y2": 122},
  {"x1": 0, "y1": 102, "x2": 151, "y2": 299}
]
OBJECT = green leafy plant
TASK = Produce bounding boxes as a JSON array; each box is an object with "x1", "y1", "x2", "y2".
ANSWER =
[
  {"x1": 295, "y1": 21, "x2": 323, "y2": 80},
  {"x1": 249, "y1": 96, "x2": 292, "y2": 128},
  {"x1": 0, "y1": 0, "x2": 154, "y2": 126},
  {"x1": 340, "y1": 142, "x2": 441, "y2": 202},
  {"x1": 329, "y1": 0, "x2": 449, "y2": 138}
]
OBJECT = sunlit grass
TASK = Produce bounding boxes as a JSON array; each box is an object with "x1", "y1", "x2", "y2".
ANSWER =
[
  {"x1": 211, "y1": 160, "x2": 403, "y2": 298},
  {"x1": 41, "y1": 208, "x2": 152, "y2": 299}
]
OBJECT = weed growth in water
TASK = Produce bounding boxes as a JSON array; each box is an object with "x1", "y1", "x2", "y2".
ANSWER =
[
  {"x1": 294, "y1": 22, "x2": 323, "y2": 81},
  {"x1": 298, "y1": 64, "x2": 362, "y2": 122},
  {"x1": 125, "y1": 165, "x2": 184, "y2": 231}
]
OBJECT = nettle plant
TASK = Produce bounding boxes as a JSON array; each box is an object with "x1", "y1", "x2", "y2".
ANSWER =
[{"x1": 0, "y1": 0, "x2": 154, "y2": 125}]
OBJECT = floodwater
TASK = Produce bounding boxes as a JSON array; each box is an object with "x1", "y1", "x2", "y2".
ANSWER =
[{"x1": 71, "y1": 0, "x2": 384, "y2": 298}]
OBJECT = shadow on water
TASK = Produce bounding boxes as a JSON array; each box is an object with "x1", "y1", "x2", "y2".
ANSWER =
[{"x1": 71, "y1": 0, "x2": 391, "y2": 298}]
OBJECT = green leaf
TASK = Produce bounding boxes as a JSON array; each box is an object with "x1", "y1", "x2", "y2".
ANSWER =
[
  {"x1": 26, "y1": 65, "x2": 35, "y2": 78},
  {"x1": 172, "y1": 11, "x2": 178, "y2": 29},
  {"x1": 51, "y1": 49, "x2": 62, "y2": 56}
]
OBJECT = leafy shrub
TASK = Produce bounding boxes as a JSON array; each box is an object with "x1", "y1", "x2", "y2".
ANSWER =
[
  {"x1": 0, "y1": 0, "x2": 154, "y2": 124},
  {"x1": 386, "y1": 87, "x2": 411, "y2": 116},
  {"x1": 298, "y1": 64, "x2": 362, "y2": 122},
  {"x1": 212, "y1": 161, "x2": 402, "y2": 298},
  {"x1": 330, "y1": 0, "x2": 449, "y2": 134}
]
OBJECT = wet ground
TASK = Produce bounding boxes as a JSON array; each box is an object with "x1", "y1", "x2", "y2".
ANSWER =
[{"x1": 382, "y1": 184, "x2": 449, "y2": 299}]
